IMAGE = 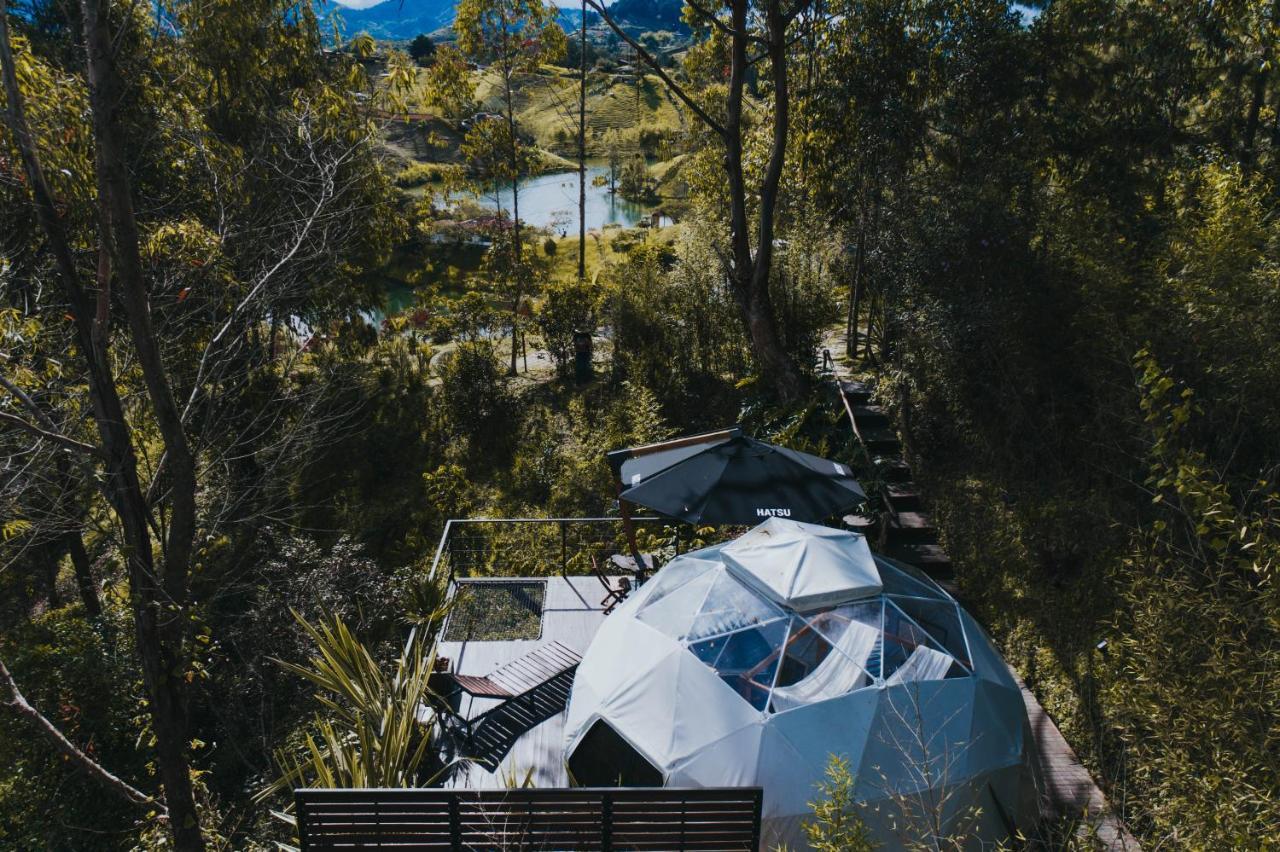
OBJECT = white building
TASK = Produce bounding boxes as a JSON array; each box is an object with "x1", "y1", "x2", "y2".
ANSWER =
[{"x1": 563, "y1": 518, "x2": 1040, "y2": 849}]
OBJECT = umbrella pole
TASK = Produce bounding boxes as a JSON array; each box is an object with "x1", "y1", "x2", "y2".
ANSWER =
[{"x1": 616, "y1": 480, "x2": 647, "y2": 581}]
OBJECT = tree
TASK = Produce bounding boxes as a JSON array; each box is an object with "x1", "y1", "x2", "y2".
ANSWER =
[
  {"x1": 587, "y1": 0, "x2": 814, "y2": 402},
  {"x1": 0, "y1": 0, "x2": 400, "y2": 844},
  {"x1": 454, "y1": 0, "x2": 565, "y2": 375},
  {"x1": 605, "y1": 127, "x2": 624, "y2": 193},
  {"x1": 409, "y1": 33, "x2": 435, "y2": 66}
]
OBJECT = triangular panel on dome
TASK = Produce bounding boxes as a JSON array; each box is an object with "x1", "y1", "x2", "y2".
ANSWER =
[
  {"x1": 665, "y1": 721, "x2": 764, "y2": 789},
  {"x1": 883, "y1": 600, "x2": 964, "y2": 682},
  {"x1": 890, "y1": 596, "x2": 972, "y2": 669},
  {"x1": 857, "y1": 678, "x2": 978, "y2": 799},
  {"x1": 876, "y1": 556, "x2": 951, "y2": 600},
  {"x1": 637, "y1": 555, "x2": 721, "y2": 609},
  {"x1": 687, "y1": 568, "x2": 788, "y2": 641},
  {"x1": 771, "y1": 614, "x2": 878, "y2": 712},
  {"x1": 722, "y1": 518, "x2": 881, "y2": 610},
  {"x1": 635, "y1": 567, "x2": 716, "y2": 640},
  {"x1": 694, "y1": 617, "x2": 788, "y2": 711}
]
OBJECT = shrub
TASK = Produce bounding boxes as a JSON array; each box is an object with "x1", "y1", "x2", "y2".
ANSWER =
[
  {"x1": 536, "y1": 278, "x2": 601, "y2": 377},
  {"x1": 436, "y1": 341, "x2": 515, "y2": 463}
]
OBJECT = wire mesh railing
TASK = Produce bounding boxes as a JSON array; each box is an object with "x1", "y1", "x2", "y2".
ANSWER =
[{"x1": 428, "y1": 517, "x2": 729, "y2": 583}]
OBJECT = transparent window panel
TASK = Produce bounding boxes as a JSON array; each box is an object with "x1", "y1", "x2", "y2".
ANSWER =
[
  {"x1": 889, "y1": 596, "x2": 971, "y2": 669},
  {"x1": 809, "y1": 601, "x2": 883, "y2": 681},
  {"x1": 709, "y1": 618, "x2": 788, "y2": 711},
  {"x1": 688, "y1": 632, "x2": 731, "y2": 668},
  {"x1": 636, "y1": 569, "x2": 715, "y2": 640},
  {"x1": 877, "y1": 559, "x2": 950, "y2": 600},
  {"x1": 885, "y1": 644, "x2": 958, "y2": 684},
  {"x1": 637, "y1": 556, "x2": 718, "y2": 610},
  {"x1": 882, "y1": 600, "x2": 956, "y2": 682},
  {"x1": 771, "y1": 615, "x2": 876, "y2": 712},
  {"x1": 685, "y1": 570, "x2": 786, "y2": 642}
]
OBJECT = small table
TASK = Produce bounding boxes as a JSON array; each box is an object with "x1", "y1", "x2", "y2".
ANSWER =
[{"x1": 608, "y1": 552, "x2": 656, "y2": 584}]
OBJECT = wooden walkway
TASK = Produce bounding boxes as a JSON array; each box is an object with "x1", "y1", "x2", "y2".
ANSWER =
[{"x1": 834, "y1": 374, "x2": 1141, "y2": 850}]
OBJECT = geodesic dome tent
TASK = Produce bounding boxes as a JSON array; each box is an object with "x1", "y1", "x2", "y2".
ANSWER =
[{"x1": 563, "y1": 519, "x2": 1039, "y2": 849}]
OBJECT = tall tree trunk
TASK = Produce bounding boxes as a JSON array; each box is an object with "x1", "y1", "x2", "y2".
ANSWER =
[
  {"x1": 846, "y1": 220, "x2": 866, "y2": 359},
  {"x1": 0, "y1": 12, "x2": 202, "y2": 846},
  {"x1": 65, "y1": 532, "x2": 101, "y2": 617},
  {"x1": 735, "y1": 0, "x2": 803, "y2": 402},
  {"x1": 51, "y1": 0, "x2": 205, "y2": 845},
  {"x1": 502, "y1": 57, "x2": 523, "y2": 377},
  {"x1": 586, "y1": 0, "x2": 808, "y2": 404},
  {"x1": 42, "y1": 548, "x2": 62, "y2": 608},
  {"x1": 578, "y1": 0, "x2": 587, "y2": 281}
]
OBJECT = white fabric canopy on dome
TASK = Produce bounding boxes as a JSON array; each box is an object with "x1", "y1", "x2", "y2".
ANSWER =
[
  {"x1": 721, "y1": 517, "x2": 881, "y2": 610},
  {"x1": 563, "y1": 519, "x2": 1039, "y2": 850}
]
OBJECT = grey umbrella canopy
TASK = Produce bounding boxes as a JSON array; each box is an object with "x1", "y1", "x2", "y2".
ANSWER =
[{"x1": 610, "y1": 428, "x2": 867, "y2": 525}]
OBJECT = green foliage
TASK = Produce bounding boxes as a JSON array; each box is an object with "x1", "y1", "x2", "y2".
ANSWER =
[
  {"x1": 394, "y1": 162, "x2": 449, "y2": 187},
  {"x1": 0, "y1": 608, "x2": 146, "y2": 850},
  {"x1": 436, "y1": 341, "x2": 516, "y2": 463},
  {"x1": 802, "y1": 755, "x2": 875, "y2": 852},
  {"x1": 604, "y1": 230, "x2": 746, "y2": 422},
  {"x1": 259, "y1": 612, "x2": 439, "y2": 799},
  {"x1": 408, "y1": 33, "x2": 435, "y2": 65},
  {"x1": 536, "y1": 277, "x2": 601, "y2": 377}
]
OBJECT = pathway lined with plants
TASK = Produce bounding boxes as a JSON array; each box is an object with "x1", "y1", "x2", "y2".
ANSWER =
[{"x1": 833, "y1": 373, "x2": 1141, "y2": 851}]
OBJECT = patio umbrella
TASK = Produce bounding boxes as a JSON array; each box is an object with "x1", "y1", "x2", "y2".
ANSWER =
[{"x1": 610, "y1": 427, "x2": 867, "y2": 525}]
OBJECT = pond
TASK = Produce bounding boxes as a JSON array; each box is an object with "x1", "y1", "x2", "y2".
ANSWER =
[{"x1": 470, "y1": 163, "x2": 655, "y2": 232}]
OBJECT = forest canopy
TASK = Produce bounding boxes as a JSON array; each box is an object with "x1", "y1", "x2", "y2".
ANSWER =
[{"x1": 1, "y1": 0, "x2": 1278, "y2": 848}]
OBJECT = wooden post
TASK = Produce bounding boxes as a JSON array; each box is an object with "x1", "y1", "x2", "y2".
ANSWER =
[{"x1": 616, "y1": 479, "x2": 645, "y2": 580}]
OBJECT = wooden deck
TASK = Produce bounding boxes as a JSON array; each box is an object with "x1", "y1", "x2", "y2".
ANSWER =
[
  {"x1": 436, "y1": 575, "x2": 611, "y2": 789},
  {"x1": 1010, "y1": 665, "x2": 1142, "y2": 849}
]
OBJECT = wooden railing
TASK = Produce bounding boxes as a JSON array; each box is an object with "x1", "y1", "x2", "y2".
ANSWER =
[{"x1": 296, "y1": 786, "x2": 764, "y2": 851}]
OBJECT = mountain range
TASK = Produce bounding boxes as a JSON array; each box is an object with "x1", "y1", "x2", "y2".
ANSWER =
[{"x1": 327, "y1": 0, "x2": 684, "y2": 41}]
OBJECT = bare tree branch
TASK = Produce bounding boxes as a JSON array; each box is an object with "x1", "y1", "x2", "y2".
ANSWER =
[
  {"x1": 0, "y1": 410, "x2": 107, "y2": 458},
  {"x1": 684, "y1": 0, "x2": 742, "y2": 40},
  {"x1": 583, "y1": 0, "x2": 727, "y2": 137},
  {"x1": 0, "y1": 655, "x2": 162, "y2": 814}
]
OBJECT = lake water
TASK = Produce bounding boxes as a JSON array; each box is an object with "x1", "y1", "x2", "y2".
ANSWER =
[{"x1": 471, "y1": 163, "x2": 651, "y2": 232}]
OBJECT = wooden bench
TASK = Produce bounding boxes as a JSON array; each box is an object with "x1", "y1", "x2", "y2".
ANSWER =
[{"x1": 296, "y1": 786, "x2": 764, "y2": 851}]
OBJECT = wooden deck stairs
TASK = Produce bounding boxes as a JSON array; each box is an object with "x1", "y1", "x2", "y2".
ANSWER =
[{"x1": 833, "y1": 374, "x2": 1141, "y2": 851}]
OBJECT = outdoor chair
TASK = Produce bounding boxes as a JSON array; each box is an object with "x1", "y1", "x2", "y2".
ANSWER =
[
  {"x1": 592, "y1": 556, "x2": 632, "y2": 614},
  {"x1": 430, "y1": 640, "x2": 581, "y2": 746}
]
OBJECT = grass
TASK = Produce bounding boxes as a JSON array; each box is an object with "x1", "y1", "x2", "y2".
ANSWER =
[{"x1": 471, "y1": 68, "x2": 685, "y2": 154}]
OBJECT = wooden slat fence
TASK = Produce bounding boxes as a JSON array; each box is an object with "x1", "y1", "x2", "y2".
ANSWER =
[{"x1": 296, "y1": 787, "x2": 763, "y2": 851}]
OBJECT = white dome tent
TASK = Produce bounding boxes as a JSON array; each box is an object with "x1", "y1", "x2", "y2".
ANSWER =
[{"x1": 562, "y1": 518, "x2": 1039, "y2": 849}]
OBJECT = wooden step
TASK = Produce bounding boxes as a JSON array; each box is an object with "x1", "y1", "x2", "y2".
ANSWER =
[
  {"x1": 839, "y1": 379, "x2": 872, "y2": 404},
  {"x1": 884, "y1": 483, "x2": 922, "y2": 511},
  {"x1": 850, "y1": 404, "x2": 891, "y2": 427},
  {"x1": 891, "y1": 511, "x2": 934, "y2": 532},
  {"x1": 874, "y1": 457, "x2": 912, "y2": 482},
  {"x1": 859, "y1": 427, "x2": 901, "y2": 454},
  {"x1": 883, "y1": 541, "x2": 954, "y2": 575}
]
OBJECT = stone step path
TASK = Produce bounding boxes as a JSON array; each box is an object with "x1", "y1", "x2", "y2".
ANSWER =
[{"x1": 832, "y1": 373, "x2": 1141, "y2": 851}]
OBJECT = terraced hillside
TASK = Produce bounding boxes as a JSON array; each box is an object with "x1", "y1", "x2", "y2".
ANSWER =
[{"x1": 471, "y1": 67, "x2": 685, "y2": 154}]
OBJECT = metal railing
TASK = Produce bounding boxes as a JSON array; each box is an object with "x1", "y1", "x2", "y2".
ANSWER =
[{"x1": 428, "y1": 517, "x2": 721, "y2": 583}]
